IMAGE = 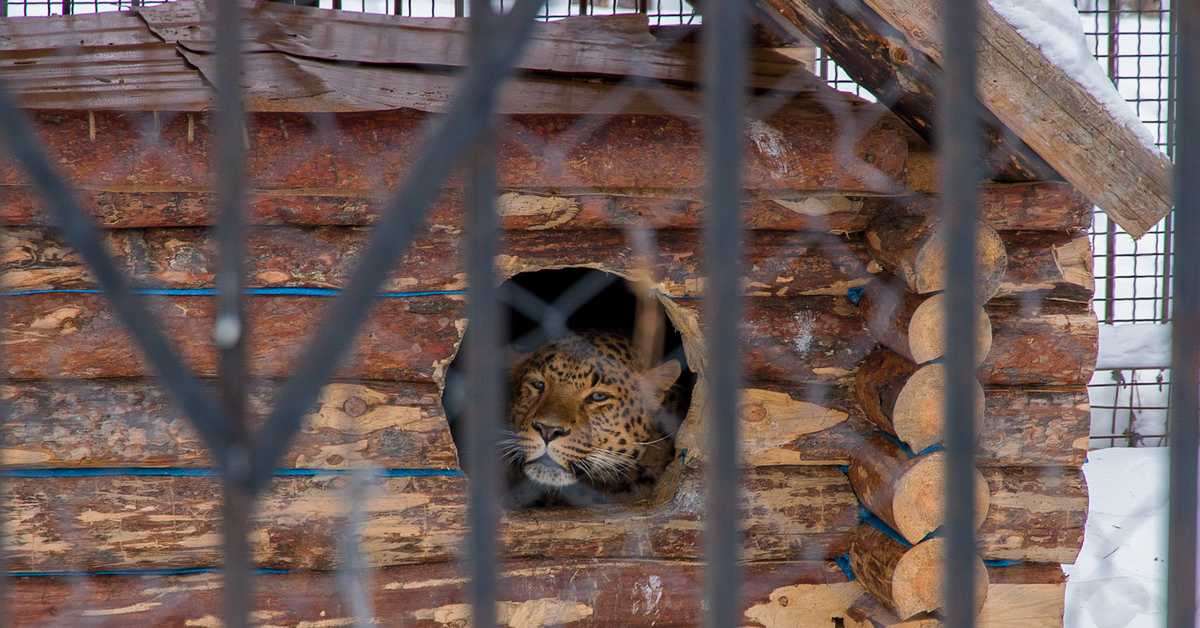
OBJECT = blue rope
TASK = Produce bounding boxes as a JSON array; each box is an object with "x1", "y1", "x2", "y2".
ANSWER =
[
  {"x1": 4, "y1": 467, "x2": 462, "y2": 478},
  {"x1": 4, "y1": 287, "x2": 467, "y2": 298},
  {"x1": 833, "y1": 553, "x2": 856, "y2": 581}
]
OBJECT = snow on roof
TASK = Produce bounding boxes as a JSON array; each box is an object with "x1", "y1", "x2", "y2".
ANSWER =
[{"x1": 988, "y1": 0, "x2": 1162, "y2": 156}]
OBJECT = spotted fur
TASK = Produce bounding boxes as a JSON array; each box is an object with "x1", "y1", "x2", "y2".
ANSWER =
[{"x1": 503, "y1": 330, "x2": 684, "y2": 506}]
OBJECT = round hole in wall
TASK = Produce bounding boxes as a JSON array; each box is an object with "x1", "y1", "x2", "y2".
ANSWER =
[{"x1": 443, "y1": 267, "x2": 696, "y2": 510}]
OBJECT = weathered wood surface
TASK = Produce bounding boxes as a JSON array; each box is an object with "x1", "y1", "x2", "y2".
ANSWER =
[
  {"x1": 843, "y1": 570, "x2": 1066, "y2": 628},
  {"x1": 1, "y1": 226, "x2": 1089, "y2": 302},
  {"x1": 1, "y1": 292, "x2": 465, "y2": 382},
  {"x1": 980, "y1": 466, "x2": 1087, "y2": 564},
  {"x1": 0, "y1": 379, "x2": 1087, "y2": 469},
  {"x1": 3, "y1": 466, "x2": 859, "y2": 572},
  {"x1": 858, "y1": 277, "x2": 992, "y2": 365},
  {"x1": 8, "y1": 558, "x2": 855, "y2": 628},
  {"x1": 0, "y1": 228, "x2": 877, "y2": 299},
  {"x1": 903, "y1": 182, "x2": 1093, "y2": 233},
  {"x1": 0, "y1": 182, "x2": 1087, "y2": 232},
  {"x1": 141, "y1": 3, "x2": 815, "y2": 93},
  {"x1": 853, "y1": 348, "x2": 985, "y2": 454},
  {"x1": 1, "y1": 379, "x2": 457, "y2": 470},
  {"x1": 2, "y1": 108, "x2": 906, "y2": 194},
  {"x1": 850, "y1": 526, "x2": 988, "y2": 620},
  {"x1": 1, "y1": 292, "x2": 1096, "y2": 386},
  {"x1": 999, "y1": 231, "x2": 1094, "y2": 304},
  {"x1": 983, "y1": 299, "x2": 1098, "y2": 386},
  {"x1": 754, "y1": 0, "x2": 1057, "y2": 181},
  {"x1": 863, "y1": 214, "x2": 1008, "y2": 302},
  {"x1": 861, "y1": 0, "x2": 1173, "y2": 238},
  {"x1": 848, "y1": 434, "x2": 988, "y2": 544}
]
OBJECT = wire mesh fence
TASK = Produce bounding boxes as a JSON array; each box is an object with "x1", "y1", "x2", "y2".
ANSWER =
[{"x1": 0, "y1": 0, "x2": 1183, "y2": 626}]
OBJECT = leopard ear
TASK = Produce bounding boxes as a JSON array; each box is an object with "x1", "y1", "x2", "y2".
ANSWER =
[{"x1": 639, "y1": 359, "x2": 682, "y2": 406}]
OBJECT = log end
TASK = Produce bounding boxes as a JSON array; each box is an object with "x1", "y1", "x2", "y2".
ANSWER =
[
  {"x1": 908, "y1": 293, "x2": 993, "y2": 365},
  {"x1": 893, "y1": 537, "x2": 988, "y2": 620}
]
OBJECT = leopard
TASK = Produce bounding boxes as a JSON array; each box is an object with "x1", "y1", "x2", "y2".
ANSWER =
[{"x1": 502, "y1": 329, "x2": 686, "y2": 507}]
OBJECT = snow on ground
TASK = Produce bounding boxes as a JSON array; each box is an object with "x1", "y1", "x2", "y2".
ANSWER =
[
  {"x1": 988, "y1": 0, "x2": 1162, "y2": 154},
  {"x1": 1064, "y1": 447, "x2": 1170, "y2": 627}
]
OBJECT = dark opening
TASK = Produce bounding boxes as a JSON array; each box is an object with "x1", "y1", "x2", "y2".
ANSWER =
[{"x1": 444, "y1": 268, "x2": 695, "y2": 509}]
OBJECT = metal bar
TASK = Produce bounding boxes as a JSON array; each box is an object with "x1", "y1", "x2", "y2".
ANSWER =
[
  {"x1": 0, "y1": 89, "x2": 229, "y2": 454},
  {"x1": 1168, "y1": 0, "x2": 1199, "y2": 624},
  {"x1": 208, "y1": 0, "x2": 252, "y2": 623},
  {"x1": 702, "y1": 0, "x2": 745, "y2": 624},
  {"x1": 463, "y1": 1, "x2": 501, "y2": 625},
  {"x1": 248, "y1": 0, "x2": 546, "y2": 497},
  {"x1": 938, "y1": 0, "x2": 982, "y2": 625}
]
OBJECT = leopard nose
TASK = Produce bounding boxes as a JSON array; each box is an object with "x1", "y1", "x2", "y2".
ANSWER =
[{"x1": 532, "y1": 422, "x2": 570, "y2": 443}]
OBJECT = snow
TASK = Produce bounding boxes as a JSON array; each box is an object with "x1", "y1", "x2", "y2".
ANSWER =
[
  {"x1": 1063, "y1": 447, "x2": 1171, "y2": 627},
  {"x1": 1097, "y1": 323, "x2": 1172, "y2": 370},
  {"x1": 988, "y1": 0, "x2": 1162, "y2": 154}
]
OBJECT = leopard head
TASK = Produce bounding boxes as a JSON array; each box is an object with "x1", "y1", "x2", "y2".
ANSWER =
[{"x1": 504, "y1": 330, "x2": 682, "y2": 504}]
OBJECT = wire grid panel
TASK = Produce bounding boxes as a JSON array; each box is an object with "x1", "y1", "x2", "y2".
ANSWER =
[{"x1": 0, "y1": 1, "x2": 1099, "y2": 626}]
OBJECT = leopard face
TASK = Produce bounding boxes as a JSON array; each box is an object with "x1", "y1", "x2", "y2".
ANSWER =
[{"x1": 503, "y1": 330, "x2": 683, "y2": 506}]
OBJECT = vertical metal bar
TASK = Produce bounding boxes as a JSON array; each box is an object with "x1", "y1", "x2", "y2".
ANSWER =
[
  {"x1": 702, "y1": 0, "x2": 744, "y2": 624},
  {"x1": 210, "y1": 0, "x2": 251, "y2": 623},
  {"x1": 465, "y1": 0, "x2": 500, "y2": 625},
  {"x1": 1168, "y1": 0, "x2": 1199, "y2": 624},
  {"x1": 938, "y1": 0, "x2": 981, "y2": 625},
  {"x1": 1105, "y1": 221, "x2": 1118, "y2": 323}
]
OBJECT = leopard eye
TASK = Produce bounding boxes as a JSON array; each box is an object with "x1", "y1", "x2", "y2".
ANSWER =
[
  {"x1": 586, "y1": 391, "x2": 611, "y2": 403},
  {"x1": 530, "y1": 380, "x2": 545, "y2": 391}
]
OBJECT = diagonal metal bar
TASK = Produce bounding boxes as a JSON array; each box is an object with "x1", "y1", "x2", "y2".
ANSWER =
[
  {"x1": 938, "y1": 0, "x2": 982, "y2": 625},
  {"x1": 1167, "y1": 0, "x2": 1199, "y2": 624},
  {"x1": 249, "y1": 0, "x2": 546, "y2": 496},
  {"x1": 702, "y1": 0, "x2": 746, "y2": 625},
  {"x1": 0, "y1": 89, "x2": 230, "y2": 455}
]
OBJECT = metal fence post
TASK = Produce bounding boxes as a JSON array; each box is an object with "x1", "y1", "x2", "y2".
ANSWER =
[
  {"x1": 938, "y1": 0, "x2": 982, "y2": 625},
  {"x1": 703, "y1": 0, "x2": 746, "y2": 625}
]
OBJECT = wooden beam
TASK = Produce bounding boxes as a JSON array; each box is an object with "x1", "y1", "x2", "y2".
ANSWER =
[
  {"x1": 860, "y1": 0, "x2": 1173, "y2": 238},
  {"x1": 752, "y1": 0, "x2": 1057, "y2": 181}
]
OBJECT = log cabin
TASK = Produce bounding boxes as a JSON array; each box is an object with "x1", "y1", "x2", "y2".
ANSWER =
[{"x1": 0, "y1": 0, "x2": 1166, "y2": 625}]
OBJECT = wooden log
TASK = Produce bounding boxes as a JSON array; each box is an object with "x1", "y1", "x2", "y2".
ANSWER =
[
  {"x1": 997, "y1": 231, "x2": 1094, "y2": 304},
  {"x1": 848, "y1": 434, "x2": 988, "y2": 544},
  {"x1": 979, "y1": 386, "x2": 1089, "y2": 468},
  {"x1": 1, "y1": 292, "x2": 465, "y2": 382},
  {"x1": 901, "y1": 182, "x2": 1093, "y2": 233},
  {"x1": 1, "y1": 379, "x2": 457, "y2": 470},
  {"x1": 842, "y1": 564, "x2": 1066, "y2": 627},
  {"x1": 7, "y1": 558, "x2": 856, "y2": 627},
  {"x1": 979, "y1": 466, "x2": 1087, "y2": 564},
  {"x1": 3, "y1": 108, "x2": 906, "y2": 194},
  {"x1": 983, "y1": 299, "x2": 1097, "y2": 386},
  {"x1": 849, "y1": 525, "x2": 988, "y2": 620},
  {"x1": 0, "y1": 379, "x2": 1086, "y2": 469},
  {"x1": 2, "y1": 465, "x2": 859, "y2": 572},
  {"x1": 0, "y1": 181, "x2": 1090, "y2": 233},
  {"x1": 1, "y1": 226, "x2": 1089, "y2": 303},
  {"x1": 852, "y1": 348, "x2": 985, "y2": 454},
  {"x1": 1, "y1": 292, "x2": 1093, "y2": 387},
  {"x1": 0, "y1": 227, "x2": 876, "y2": 298},
  {"x1": 862, "y1": 0, "x2": 1173, "y2": 238},
  {"x1": 863, "y1": 214, "x2": 1008, "y2": 302},
  {"x1": 858, "y1": 276, "x2": 992, "y2": 364}
]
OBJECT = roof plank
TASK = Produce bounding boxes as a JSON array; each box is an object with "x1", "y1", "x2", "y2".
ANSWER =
[
  {"x1": 141, "y1": 0, "x2": 818, "y2": 93},
  {"x1": 860, "y1": 0, "x2": 1172, "y2": 237}
]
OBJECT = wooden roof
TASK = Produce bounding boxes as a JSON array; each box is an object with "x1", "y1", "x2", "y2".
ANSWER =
[
  {"x1": 755, "y1": 0, "x2": 1172, "y2": 237},
  {"x1": 0, "y1": 0, "x2": 1172, "y2": 235}
]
